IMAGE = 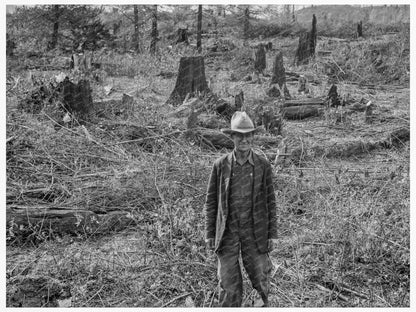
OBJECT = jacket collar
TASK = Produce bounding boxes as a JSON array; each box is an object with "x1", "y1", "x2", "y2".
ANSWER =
[{"x1": 231, "y1": 149, "x2": 254, "y2": 166}]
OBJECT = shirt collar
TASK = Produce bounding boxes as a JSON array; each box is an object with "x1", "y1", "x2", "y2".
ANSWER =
[{"x1": 232, "y1": 149, "x2": 254, "y2": 166}]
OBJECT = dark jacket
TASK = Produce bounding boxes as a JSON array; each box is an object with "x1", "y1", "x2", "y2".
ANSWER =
[{"x1": 204, "y1": 151, "x2": 277, "y2": 253}]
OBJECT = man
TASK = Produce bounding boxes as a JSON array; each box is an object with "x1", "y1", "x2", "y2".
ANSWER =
[{"x1": 204, "y1": 111, "x2": 278, "y2": 307}]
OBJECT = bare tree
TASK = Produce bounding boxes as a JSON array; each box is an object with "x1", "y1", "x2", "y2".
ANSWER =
[
  {"x1": 243, "y1": 6, "x2": 250, "y2": 40},
  {"x1": 150, "y1": 5, "x2": 158, "y2": 54},
  {"x1": 197, "y1": 5, "x2": 202, "y2": 53},
  {"x1": 48, "y1": 5, "x2": 61, "y2": 50},
  {"x1": 133, "y1": 5, "x2": 139, "y2": 52}
]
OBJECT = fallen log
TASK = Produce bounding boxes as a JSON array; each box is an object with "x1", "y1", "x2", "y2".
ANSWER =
[
  {"x1": 282, "y1": 105, "x2": 324, "y2": 120},
  {"x1": 6, "y1": 205, "x2": 136, "y2": 238},
  {"x1": 282, "y1": 98, "x2": 325, "y2": 107}
]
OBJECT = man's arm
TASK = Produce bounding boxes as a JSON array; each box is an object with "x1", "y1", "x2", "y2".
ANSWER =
[
  {"x1": 265, "y1": 163, "x2": 278, "y2": 239},
  {"x1": 204, "y1": 161, "x2": 219, "y2": 246}
]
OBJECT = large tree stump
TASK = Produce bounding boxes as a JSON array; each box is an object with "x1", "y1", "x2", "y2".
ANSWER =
[
  {"x1": 60, "y1": 77, "x2": 93, "y2": 117},
  {"x1": 254, "y1": 44, "x2": 266, "y2": 74},
  {"x1": 166, "y1": 56, "x2": 209, "y2": 106},
  {"x1": 295, "y1": 14, "x2": 317, "y2": 65},
  {"x1": 270, "y1": 51, "x2": 291, "y2": 99}
]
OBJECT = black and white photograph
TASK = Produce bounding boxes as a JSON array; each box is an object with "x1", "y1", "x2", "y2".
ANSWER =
[{"x1": 4, "y1": 1, "x2": 411, "y2": 308}]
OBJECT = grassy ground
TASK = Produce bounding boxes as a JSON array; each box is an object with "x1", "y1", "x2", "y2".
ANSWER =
[{"x1": 6, "y1": 31, "x2": 409, "y2": 307}]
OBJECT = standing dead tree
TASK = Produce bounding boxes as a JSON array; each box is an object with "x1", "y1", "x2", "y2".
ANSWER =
[
  {"x1": 295, "y1": 14, "x2": 317, "y2": 65},
  {"x1": 166, "y1": 56, "x2": 209, "y2": 106}
]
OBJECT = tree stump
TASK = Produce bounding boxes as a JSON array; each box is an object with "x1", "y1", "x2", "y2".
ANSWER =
[
  {"x1": 295, "y1": 14, "x2": 317, "y2": 65},
  {"x1": 297, "y1": 75, "x2": 309, "y2": 94},
  {"x1": 166, "y1": 56, "x2": 209, "y2": 106},
  {"x1": 270, "y1": 51, "x2": 291, "y2": 99},
  {"x1": 357, "y1": 21, "x2": 363, "y2": 37},
  {"x1": 327, "y1": 84, "x2": 341, "y2": 107},
  {"x1": 177, "y1": 28, "x2": 189, "y2": 44},
  {"x1": 60, "y1": 77, "x2": 93, "y2": 117},
  {"x1": 235, "y1": 91, "x2": 244, "y2": 110},
  {"x1": 71, "y1": 51, "x2": 93, "y2": 72},
  {"x1": 6, "y1": 33, "x2": 15, "y2": 57},
  {"x1": 254, "y1": 44, "x2": 266, "y2": 74}
]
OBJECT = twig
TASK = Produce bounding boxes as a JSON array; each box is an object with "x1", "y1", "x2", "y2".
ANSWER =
[
  {"x1": 337, "y1": 284, "x2": 369, "y2": 299},
  {"x1": 6, "y1": 136, "x2": 15, "y2": 144},
  {"x1": 314, "y1": 283, "x2": 349, "y2": 302},
  {"x1": 162, "y1": 292, "x2": 193, "y2": 307},
  {"x1": 115, "y1": 130, "x2": 183, "y2": 145},
  {"x1": 82, "y1": 285, "x2": 104, "y2": 306}
]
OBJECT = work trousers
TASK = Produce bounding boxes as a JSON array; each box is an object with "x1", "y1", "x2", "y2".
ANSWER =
[{"x1": 217, "y1": 198, "x2": 271, "y2": 307}]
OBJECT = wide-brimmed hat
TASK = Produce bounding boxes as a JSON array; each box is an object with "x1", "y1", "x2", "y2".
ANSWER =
[{"x1": 221, "y1": 111, "x2": 258, "y2": 135}]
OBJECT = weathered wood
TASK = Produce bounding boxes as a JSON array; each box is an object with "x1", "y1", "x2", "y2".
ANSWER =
[
  {"x1": 6, "y1": 205, "x2": 136, "y2": 237},
  {"x1": 295, "y1": 14, "x2": 317, "y2": 65},
  {"x1": 234, "y1": 91, "x2": 244, "y2": 110},
  {"x1": 166, "y1": 56, "x2": 209, "y2": 106},
  {"x1": 177, "y1": 28, "x2": 189, "y2": 44},
  {"x1": 357, "y1": 21, "x2": 363, "y2": 37},
  {"x1": 327, "y1": 84, "x2": 342, "y2": 107},
  {"x1": 270, "y1": 51, "x2": 291, "y2": 99},
  {"x1": 282, "y1": 98, "x2": 325, "y2": 107},
  {"x1": 60, "y1": 77, "x2": 93, "y2": 117},
  {"x1": 281, "y1": 105, "x2": 323, "y2": 120},
  {"x1": 254, "y1": 44, "x2": 266, "y2": 74}
]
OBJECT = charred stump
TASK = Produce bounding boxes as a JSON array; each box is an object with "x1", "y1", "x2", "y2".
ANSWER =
[
  {"x1": 270, "y1": 51, "x2": 291, "y2": 99},
  {"x1": 177, "y1": 28, "x2": 189, "y2": 44},
  {"x1": 254, "y1": 44, "x2": 266, "y2": 74},
  {"x1": 327, "y1": 84, "x2": 342, "y2": 107},
  {"x1": 60, "y1": 77, "x2": 93, "y2": 117},
  {"x1": 295, "y1": 14, "x2": 317, "y2": 65},
  {"x1": 6, "y1": 33, "x2": 16, "y2": 57},
  {"x1": 357, "y1": 21, "x2": 363, "y2": 37},
  {"x1": 166, "y1": 56, "x2": 209, "y2": 106},
  {"x1": 235, "y1": 91, "x2": 244, "y2": 110}
]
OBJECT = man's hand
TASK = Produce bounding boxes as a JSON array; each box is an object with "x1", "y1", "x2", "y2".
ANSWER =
[
  {"x1": 205, "y1": 238, "x2": 215, "y2": 250},
  {"x1": 268, "y1": 239, "x2": 278, "y2": 251}
]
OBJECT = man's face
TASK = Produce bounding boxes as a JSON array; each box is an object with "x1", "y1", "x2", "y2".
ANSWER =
[{"x1": 231, "y1": 132, "x2": 254, "y2": 152}]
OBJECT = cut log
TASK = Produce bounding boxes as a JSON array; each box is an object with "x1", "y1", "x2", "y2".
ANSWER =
[
  {"x1": 166, "y1": 56, "x2": 209, "y2": 106},
  {"x1": 282, "y1": 98, "x2": 325, "y2": 107},
  {"x1": 282, "y1": 105, "x2": 323, "y2": 120}
]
